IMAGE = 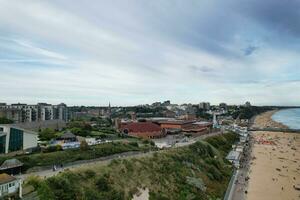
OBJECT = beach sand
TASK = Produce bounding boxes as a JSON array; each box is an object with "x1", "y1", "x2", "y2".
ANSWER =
[
  {"x1": 245, "y1": 110, "x2": 300, "y2": 200},
  {"x1": 252, "y1": 110, "x2": 288, "y2": 129}
]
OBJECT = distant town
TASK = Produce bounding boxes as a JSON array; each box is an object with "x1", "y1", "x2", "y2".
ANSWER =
[{"x1": 0, "y1": 101, "x2": 299, "y2": 199}]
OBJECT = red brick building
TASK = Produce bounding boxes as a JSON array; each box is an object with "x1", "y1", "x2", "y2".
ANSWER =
[
  {"x1": 158, "y1": 120, "x2": 212, "y2": 135},
  {"x1": 159, "y1": 120, "x2": 197, "y2": 129},
  {"x1": 121, "y1": 122, "x2": 165, "y2": 139}
]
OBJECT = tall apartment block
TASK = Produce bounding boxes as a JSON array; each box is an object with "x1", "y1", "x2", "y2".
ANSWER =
[
  {"x1": 199, "y1": 102, "x2": 210, "y2": 110},
  {"x1": 0, "y1": 103, "x2": 68, "y2": 123}
]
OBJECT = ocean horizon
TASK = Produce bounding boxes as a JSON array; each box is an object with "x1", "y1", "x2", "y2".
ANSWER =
[{"x1": 272, "y1": 108, "x2": 300, "y2": 129}]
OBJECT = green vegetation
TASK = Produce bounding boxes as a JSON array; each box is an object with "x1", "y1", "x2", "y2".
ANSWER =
[
  {"x1": 194, "y1": 108, "x2": 213, "y2": 120},
  {"x1": 27, "y1": 132, "x2": 238, "y2": 200},
  {"x1": 38, "y1": 128, "x2": 58, "y2": 141},
  {"x1": 0, "y1": 117, "x2": 13, "y2": 124},
  {"x1": 68, "y1": 120, "x2": 93, "y2": 137},
  {"x1": 38, "y1": 121, "x2": 119, "y2": 141},
  {"x1": 231, "y1": 106, "x2": 273, "y2": 119},
  {"x1": 0, "y1": 142, "x2": 153, "y2": 171},
  {"x1": 111, "y1": 106, "x2": 168, "y2": 118}
]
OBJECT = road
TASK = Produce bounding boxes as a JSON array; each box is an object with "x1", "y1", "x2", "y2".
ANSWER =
[
  {"x1": 17, "y1": 131, "x2": 224, "y2": 180},
  {"x1": 224, "y1": 133, "x2": 253, "y2": 200}
]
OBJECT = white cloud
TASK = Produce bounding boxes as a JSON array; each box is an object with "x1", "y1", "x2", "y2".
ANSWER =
[{"x1": 0, "y1": 0, "x2": 299, "y2": 106}]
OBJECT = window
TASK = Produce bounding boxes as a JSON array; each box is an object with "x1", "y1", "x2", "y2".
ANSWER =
[
  {"x1": 8, "y1": 128, "x2": 23, "y2": 152},
  {"x1": 0, "y1": 135, "x2": 6, "y2": 154}
]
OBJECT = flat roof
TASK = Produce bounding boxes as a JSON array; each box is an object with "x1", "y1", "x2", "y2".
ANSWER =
[
  {"x1": 0, "y1": 124, "x2": 38, "y2": 135},
  {"x1": 226, "y1": 151, "x2": 241, "y2": 161},
  {"x1": 158, "y1": 120, "x2": 196, "y2": 125}
]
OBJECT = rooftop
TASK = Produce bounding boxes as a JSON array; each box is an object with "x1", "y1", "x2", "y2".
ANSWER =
[
  {"x1": 226, "y1": 151, "x2": 241, "y2": 161},
  {"x1": 0, "y1": 173, "x2": 16, "y2": 185},
  {"x1": 58, "y1": 131, "x2": 76, "y2": 139},
  {"x1": 123, "y1": 122, "x2": 161, "y2": 133},
  {"x1": 158, "y1": 120, "x2": 196, "y2": 125},
  {"x1": 0, "y1": 159, "x2": 23, "y2": 170}
]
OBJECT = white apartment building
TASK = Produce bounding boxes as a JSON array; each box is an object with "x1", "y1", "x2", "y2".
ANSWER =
[{"x1": 0, "y1": 103, "x2": 68, "y2": 123}]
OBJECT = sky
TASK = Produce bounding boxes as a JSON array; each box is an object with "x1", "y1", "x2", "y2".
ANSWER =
[{"x1": 0, "y1": 0, "x2": 300, "y2": 106}]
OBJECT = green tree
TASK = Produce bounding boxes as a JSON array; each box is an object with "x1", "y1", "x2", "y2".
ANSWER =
[
  {"x1": 0, "y1": 117, "x2": 13, "y2": 124},
  {"x1": 80, "y1": 141, "x2": 89, "y2": 151},
  {"x1": 39, "y1": 128, "x2": 56, "y2": 141}
]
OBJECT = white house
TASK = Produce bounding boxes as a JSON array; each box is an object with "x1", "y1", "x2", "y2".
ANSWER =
[{"x1": 0, "y1": 173, "x2": 22, "y2": 198}]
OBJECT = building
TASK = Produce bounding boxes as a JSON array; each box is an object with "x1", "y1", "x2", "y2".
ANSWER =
[
  {"x1": 56, "y1": 131, "x2": 77, "y2": 143},
  {"x1": 199, "y1": 102, "x2": 210, "y2": 110},
  {"x1": 0, "y1": 159, "x2": 23, "y2": 175},
  {"x1": 159, "y1": 120, "x2": 197, "y2": 130},
  {"x1": 0, "y1": 125, "x2": 38, "y2": 154},
  {"x1": 0, "y1": 103, "x2": 68, "y2": 123},
  {"x1": 121, "y1": 122, "x2": 165, "y2": 139},
  {"x1": 158, "y1": 120, "x2": 212, "y2": 136},
  {"x1": 0, "y1": 173, "x2": 22, "y2": 198},
  {"x1": 51, "y1": 131, "x2": 80, "y2": 150},
  {"x1": 177, "y1": 113, "x2": 197, "y2": 120},
  {"x1": 226, "y1": 150, "x2": 241, "y2": 168}
]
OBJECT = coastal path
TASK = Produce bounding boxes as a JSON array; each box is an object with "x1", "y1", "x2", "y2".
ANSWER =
[{"x1": 17, "y1": 131, "x2": 224, "y2": 180}]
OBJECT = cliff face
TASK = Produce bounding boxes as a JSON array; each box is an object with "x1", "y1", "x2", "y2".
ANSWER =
[{"x1": 28, "y1": 132, "x2": 238, "y2": 200}]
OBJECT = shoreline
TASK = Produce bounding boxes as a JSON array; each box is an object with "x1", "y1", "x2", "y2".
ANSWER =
[
  {"x1": 246, "y1": 131, "x2": 300, "y2": 200},
  {"x1": 243, "y1": 110, "x2": 300, "y2": 200},
  {"x1": 252, "y1": 110, "x2": 289, "y2": 129}
]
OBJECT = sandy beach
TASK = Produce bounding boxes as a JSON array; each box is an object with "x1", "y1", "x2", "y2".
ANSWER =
[
  {"x1": 246, "y1": 110, "x2": 300, "y2": 200},
  {"x1": 252, "y1": 110, "x2": 288, "y2": 129}
]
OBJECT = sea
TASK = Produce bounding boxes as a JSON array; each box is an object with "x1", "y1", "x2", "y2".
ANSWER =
[{"x1": 272, "y1": 108, "x2": 300, "y2": 129}]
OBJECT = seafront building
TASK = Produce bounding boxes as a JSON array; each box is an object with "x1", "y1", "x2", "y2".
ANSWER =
[
  {"x1": 0, "y1": 125, "x2": 38, "y2": 154},
  {"x1": 0, "y1": 103, "x2": 68, "y2": 123}
]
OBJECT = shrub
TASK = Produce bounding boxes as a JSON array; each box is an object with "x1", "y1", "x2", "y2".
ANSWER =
[
  {"x1": 186, "y1": 176, "x2": 206, "y2": 191},
  {"x1": 84, "y1": 169, "x2": 96, "y2": 178},
  {"x1": 129, "y1": 142, "x2": 139, "y2": 147},
  {"x1": 95, "y1": 176, "x2": 110, "y2": 191},
  {"x1": 44, "y1": 145, "x2": 62, "y2": 153},
  {"x1": 26, "y1": 176, "x2": 42, "y2": 189},
  {"x1": 80, "y1": 141, "x2": 89, "y2": 151}
]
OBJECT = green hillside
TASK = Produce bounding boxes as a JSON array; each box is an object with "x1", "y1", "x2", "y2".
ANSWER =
[{"x1": 27, "y1": 132, "x2": 238, "y2": 200}]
